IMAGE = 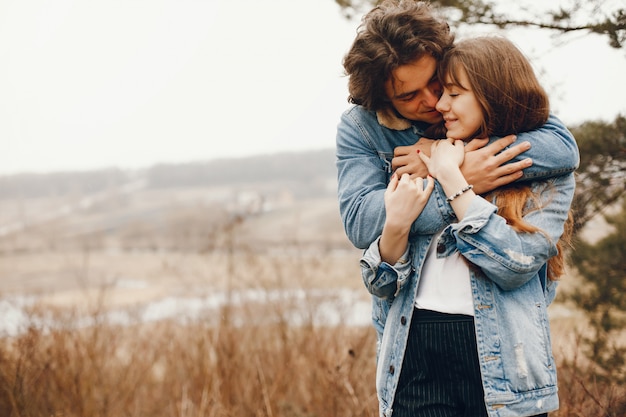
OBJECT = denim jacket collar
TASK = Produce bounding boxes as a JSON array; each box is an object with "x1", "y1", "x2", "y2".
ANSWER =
[{"x1": 376, "y1": 107, "x2": 412, "y2": 131}]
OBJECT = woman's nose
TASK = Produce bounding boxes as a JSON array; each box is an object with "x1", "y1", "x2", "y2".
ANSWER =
[{"x1": 436, "y1": 96, "x2": 448, "y2": 113}]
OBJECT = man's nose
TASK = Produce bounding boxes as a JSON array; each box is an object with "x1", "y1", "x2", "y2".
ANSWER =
[{"x1": 423, "y1": 85, "x2": 441, "y2": 107}]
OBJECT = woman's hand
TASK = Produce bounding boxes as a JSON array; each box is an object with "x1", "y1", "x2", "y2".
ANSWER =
[
  {"x1": 380, "y1": 173, "x2": 434, "y2": 264},
  {"x1": 384, "y1": 173, "x2": 434, "y2": 231},
  {"x1": 418, "y1": 138, "x2": 465, "y2": 179},
  {"x1": 418, "y1": 138, "x2": 474, "y2": 220}
]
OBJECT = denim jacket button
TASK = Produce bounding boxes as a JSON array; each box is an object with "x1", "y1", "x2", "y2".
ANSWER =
[
  {"x1": 437, "y1": 243, "x2": 445, "y2": 253},
  {"x1": 400, "y1": 316, "x2": 407, "y2": 325},
  {"x1": 389, "y1": 365, "x2": 395, "y2": 375}
]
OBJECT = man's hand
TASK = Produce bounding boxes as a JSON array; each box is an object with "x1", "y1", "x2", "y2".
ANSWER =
[
  {"x1": 462, "y1": 135, "x2": 533, "y2": 194},
  {"x1": 392, "y1": 138, "x2": 434, "y2": 178}
]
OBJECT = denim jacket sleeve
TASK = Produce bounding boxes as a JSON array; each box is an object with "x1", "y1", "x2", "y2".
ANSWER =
[
  {"x1": 336, "y1": 107, "x2": 578, "y2": 249},
  {"x1": 441, "y1": 173, "x2": 576, "y2": 291},
  {"x1": 336, "y1": 107, "x2": 453, "y2": 249},
  {"x1": 514, "y1": 114, "x2": 580, "y2": 179},
  {"x1": 359, "y1": 237, "x2": 413, "y2": 299}
]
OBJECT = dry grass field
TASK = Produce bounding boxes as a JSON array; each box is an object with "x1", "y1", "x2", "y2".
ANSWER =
[{"x1": 0, "y1": 171, "x2": 624, "y2": 416}]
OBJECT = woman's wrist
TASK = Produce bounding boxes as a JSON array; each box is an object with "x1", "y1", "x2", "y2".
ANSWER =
[
  {"x1": 437, "y1": 167, "x2": 467, "y2": 194},
  {"x1": 437, "y1": 167, "x2": 475, "y2": 220},
  {"x1": 446, "y1": 184, "x2": 473, "y2": 202},
  {"x1": 381, "y1": 221, "x2": 411, "y2": 243},
  {"x1": 380, "y1": 227, "x2": 410, "y2": 264}
]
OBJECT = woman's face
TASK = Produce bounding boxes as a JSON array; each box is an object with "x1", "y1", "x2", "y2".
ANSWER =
[{"x1": 435, "y1": 67, "x2": 484, "y2": 141}]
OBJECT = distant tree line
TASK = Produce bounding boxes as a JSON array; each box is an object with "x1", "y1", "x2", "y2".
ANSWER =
[
  {"x1": 0, "y1": 168, "x2": 131, "y2": 200},
  {"x1": 0, "y1": 149, "x2": 338, "y2": 200},
  {"x1": 145, "y1": 149, "x2": 337, "y2": 190}
]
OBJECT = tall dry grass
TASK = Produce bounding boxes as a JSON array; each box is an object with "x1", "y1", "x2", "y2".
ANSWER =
[
  {"x1": 0, "y1": 302, "x2": 379, "y2": 417},
  {"x1": 2, "y1": 301, "x2": 626, "y2": 417}
]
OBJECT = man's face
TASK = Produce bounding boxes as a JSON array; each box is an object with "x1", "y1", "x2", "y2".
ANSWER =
[{"x1": 384, "y1": 55, "x2": 443, "y2": 125}]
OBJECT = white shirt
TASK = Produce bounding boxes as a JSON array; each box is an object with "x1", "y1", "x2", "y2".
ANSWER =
[{"x1": 415, "y1": 232, "x2": 474, "y2": 316}]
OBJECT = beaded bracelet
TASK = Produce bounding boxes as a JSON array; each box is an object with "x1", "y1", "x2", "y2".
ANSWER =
[{"x1": 446, "y1": 184, "x2": 473, "y2": 202}]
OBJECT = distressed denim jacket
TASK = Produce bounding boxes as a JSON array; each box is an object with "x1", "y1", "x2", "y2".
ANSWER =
[
  {"x1": 336, "y1": 105, "x2": 579, "y2": 417},
  {"x1": 360, "y1": 174, "x2": 575, "y2": 417}
]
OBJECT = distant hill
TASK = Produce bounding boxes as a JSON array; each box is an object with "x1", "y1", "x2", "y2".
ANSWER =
[
  {"x1": 0, "y1": 148, "x2": 349, "y2": 254},
  {"x1": 0, "y1": 149, "x2": 338, "y2": 200}
]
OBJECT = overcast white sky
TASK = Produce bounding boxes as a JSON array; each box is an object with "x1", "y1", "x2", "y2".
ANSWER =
[{"x1": 1, "y1": 0, "x2": 625, "y2": 175}]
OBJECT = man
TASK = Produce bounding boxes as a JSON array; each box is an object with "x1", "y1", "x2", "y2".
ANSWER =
[{"x1": 335, "y1": 1, "x2": 578, "y2": 416}]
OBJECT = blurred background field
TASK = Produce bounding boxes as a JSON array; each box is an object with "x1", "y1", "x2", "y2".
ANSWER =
[{"x1": 0, "y1": 150, "x2": 366, "y2": 327}]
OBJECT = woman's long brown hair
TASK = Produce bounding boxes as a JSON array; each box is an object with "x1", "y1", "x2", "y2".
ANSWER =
[
  {"x1": 439, "y1": 37, "x2": 574, "y2": 280},
  {"x1": 483, "y1": 184, "x2": 574, "y2": 281}
]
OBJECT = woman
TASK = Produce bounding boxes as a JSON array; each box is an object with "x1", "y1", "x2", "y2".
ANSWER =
[{"x1": 360, "y1": 36, "x2": 575, "y2": 417}]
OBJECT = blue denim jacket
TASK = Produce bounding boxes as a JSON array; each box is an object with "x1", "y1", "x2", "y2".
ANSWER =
[
  {"x1": 336, "y1": 105, "x2": 579, "y2": 417},
  {"x1": 360, "y1": 174, "x2": 575, "y2": 417}
]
